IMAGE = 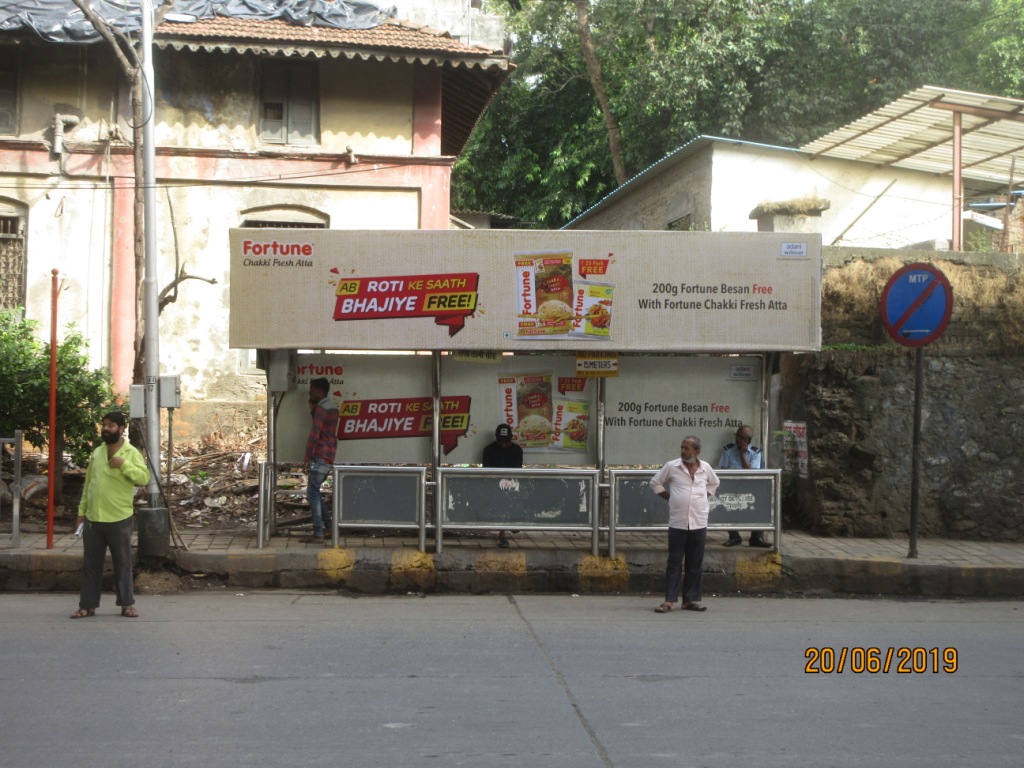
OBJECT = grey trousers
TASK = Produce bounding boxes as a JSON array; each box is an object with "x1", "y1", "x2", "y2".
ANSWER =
[
  {"x1": 79, "y1": 517, "x2": 135, "y2": 610},
  {"x1": 664, "y1": 526, "x2": 706, "y2": 605}
]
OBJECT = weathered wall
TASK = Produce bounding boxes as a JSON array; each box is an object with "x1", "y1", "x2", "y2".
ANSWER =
[
  {"x1": 569, "y1": 140, "x2": 957, "y2": 249},
  {"x1": 155, "y1": 49, "x2": 415, "y2": 155},
  {"x1": 6, "y1": 38, "x2": 446, "y2": 401},
  {"x1": 779, "y1": 248, "x2": 1024, "y2": 541}
]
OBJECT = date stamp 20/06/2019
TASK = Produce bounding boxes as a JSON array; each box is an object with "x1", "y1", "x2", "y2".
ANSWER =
[{"x1": 804, "y1": 647, "x2": 958, "y2": 674}]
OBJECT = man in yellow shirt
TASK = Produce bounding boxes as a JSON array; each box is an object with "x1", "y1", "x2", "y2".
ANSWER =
[{"x1": 70, "y1": 412, "x2": 150, "y2": 619}]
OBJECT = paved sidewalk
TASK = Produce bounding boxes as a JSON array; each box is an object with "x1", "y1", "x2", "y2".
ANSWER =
[{"x1": 2, "y1": 527, "x2": 1023, "y2": 597}]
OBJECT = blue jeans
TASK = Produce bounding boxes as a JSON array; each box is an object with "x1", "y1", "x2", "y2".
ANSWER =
[{"x1": 307, "y1": 459, "x2": 332, "y2": 537}]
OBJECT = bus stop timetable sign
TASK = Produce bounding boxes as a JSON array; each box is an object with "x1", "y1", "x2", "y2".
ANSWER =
[{"x1": 880, "y1": 263, "x2": 953, "y2": 347}]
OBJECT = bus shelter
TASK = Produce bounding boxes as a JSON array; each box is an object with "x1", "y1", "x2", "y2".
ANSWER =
[{"x1": 230, "y1": 229, "x2": 821, "y2": 553}]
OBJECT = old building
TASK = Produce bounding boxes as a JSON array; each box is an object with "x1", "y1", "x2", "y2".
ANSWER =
[{"x1": 0, "y1": 2, "x2": 512, "y2": 437}]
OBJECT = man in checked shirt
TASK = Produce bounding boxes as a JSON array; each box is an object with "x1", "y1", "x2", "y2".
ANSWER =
[
  {"x1": 649, "y1": 435, "x2": 720, "y2": 613},
  {"x1": 301, "y1": 377, "x2": 340, "y2": 543}
]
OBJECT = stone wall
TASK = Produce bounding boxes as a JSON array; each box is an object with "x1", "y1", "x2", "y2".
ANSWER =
[{"x1": 778, "y1": 248, "x2": 1024, "y2": 540}]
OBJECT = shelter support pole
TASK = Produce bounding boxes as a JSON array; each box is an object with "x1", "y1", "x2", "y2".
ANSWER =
[
  {"x1": 907, "y1": 347, "x2": 923, "y2": 558},
  {"x1": 47, "y1": 269, "x2": 58, "y2": 549},
  {"x1": 431, "y1": 351, "x2": 441, "y2": 551}
]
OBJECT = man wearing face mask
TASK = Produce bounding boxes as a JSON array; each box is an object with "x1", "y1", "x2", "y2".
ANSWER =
[{"x1": 70, "y1": 412, "x2": 150, "y2": 619}]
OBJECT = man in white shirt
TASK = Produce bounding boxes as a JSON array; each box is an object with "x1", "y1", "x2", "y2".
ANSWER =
[{"x1": 649, "y1": 435, "x2": 720, "y2": 613}]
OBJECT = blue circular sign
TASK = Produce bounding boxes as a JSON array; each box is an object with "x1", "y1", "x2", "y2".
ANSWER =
[{"x1": 880, "y1": 263, "x2": 953, "y2": 347}]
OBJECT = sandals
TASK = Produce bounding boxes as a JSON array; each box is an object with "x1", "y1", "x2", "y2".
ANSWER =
[
  {"x1": 654, "y1": 602, "x2": 674, "y2": 613},
  {"x1": 70, "y1": 608, "x2": 95, "y2": 619},
  {"x1": 682, "y1": 602, "x2": 707, "y2": 612},
  {"x1": 121, "y1": 606, "x2": 139, "y2": 618}
]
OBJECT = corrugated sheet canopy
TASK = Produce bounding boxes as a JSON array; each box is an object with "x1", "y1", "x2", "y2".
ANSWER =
[{"x1": 801, "y1": 86, "x2": 1024, "y2": 195}]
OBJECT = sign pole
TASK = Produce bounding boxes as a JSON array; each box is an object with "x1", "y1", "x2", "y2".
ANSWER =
[
  {"x1": 879, "y1": 262, "x2": 953, "y2": 561},
  {"x1": 908, "y1": 347, "x2": 923, "y2": 558}
]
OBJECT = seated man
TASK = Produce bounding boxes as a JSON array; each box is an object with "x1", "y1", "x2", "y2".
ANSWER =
[
  {"x1": 718, "y1": 425, "x2": 770, "y2": 548},
  {"x1": 482, "y1": 423, "x2": 523, "y2": 547}
]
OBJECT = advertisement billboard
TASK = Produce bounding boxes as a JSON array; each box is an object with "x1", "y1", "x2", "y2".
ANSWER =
[{"x1": 229, "y1": 230, "x2": 821, "y2": 353}]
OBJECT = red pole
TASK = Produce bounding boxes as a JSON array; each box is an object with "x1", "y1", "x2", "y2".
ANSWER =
[{"x1": 46, "y1": 269, "x2": 58, "y2": 549}]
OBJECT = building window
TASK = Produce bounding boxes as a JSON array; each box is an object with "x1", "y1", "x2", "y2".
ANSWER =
[
  {"x1": 0, "y1": 214, "x2": 26, "y2": 311},
  {"x1": 260, "y1": 60, "x2": 318, "y2": 146}
]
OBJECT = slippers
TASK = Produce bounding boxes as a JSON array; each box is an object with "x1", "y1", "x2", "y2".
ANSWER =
[
  {"x1": 70, "y1": 608, "x2": 95, "y2": 619},
  {"x1": 121, "y1": 606, "x2": 139, "y2": 618},
  {"x1": 682, "y1": 602, "x2": 707, "y2": 612},
  {"x1": 654, "y1": 602, "x2": 674, "y2": 613}
]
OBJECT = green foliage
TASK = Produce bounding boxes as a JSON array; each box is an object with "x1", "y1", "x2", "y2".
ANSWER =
[
  {"x1": 975, "y1": 0, "x2": 1024, "y2": 96},
  {"x1": 745, "y1": 0, "x2": 1001, "y2": 145},
  {"x1": 453, "y1": 1, "x2": 615, "y2": 228},
  {"x1": 456, "y1": 0, "x2": 1019, "y2": 227},
  {"x1": 0, "y1": 309, "x2": 117, "y2": 466}
]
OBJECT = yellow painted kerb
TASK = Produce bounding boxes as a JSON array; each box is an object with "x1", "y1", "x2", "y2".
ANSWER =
[
  {"x1": 735, "y1": 551, "x2": 783, "y2": 591},
  {"x1": 579, "y1": 554, "x2": 630, "y2": 592},
  {"x1": 317, "y1": 548, "x2": 356, "y2": 582},
  {"x1": 391, "y1": 550, "x2": 436, "y2": 573},
  {"x1": 475, "y1": 551, "x2": 528, "y2": 573}
]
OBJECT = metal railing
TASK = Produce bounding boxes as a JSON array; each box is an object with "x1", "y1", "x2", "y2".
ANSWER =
[
  {"x1": 436, "y1": 467, "x2": 601, "y2": 555},
  {"x1": 329, "y1": 466, "x2": 428, "y2": 551},
  {"x1": 255, "y1": 463, "x2": 781, "y2": 560},
  {"x1": 608, "y1": 468, "x2": 782, "y2": 557}
]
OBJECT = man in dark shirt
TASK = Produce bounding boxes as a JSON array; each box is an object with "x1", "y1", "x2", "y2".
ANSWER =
[{"x1": 482, "y1": 423, "x2": 523, "y2": 547}]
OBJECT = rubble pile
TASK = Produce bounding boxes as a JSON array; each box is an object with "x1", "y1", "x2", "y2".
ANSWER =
[{"x1": 165, "y1": 450, "x2": 261, "y2": 531}]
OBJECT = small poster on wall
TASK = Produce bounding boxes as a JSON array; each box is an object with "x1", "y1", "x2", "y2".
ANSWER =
[{"x1": 496, "y1": 372, "x2": 592, "y2": 452}]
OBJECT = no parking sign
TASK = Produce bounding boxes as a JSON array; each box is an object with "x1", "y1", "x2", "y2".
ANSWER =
[{"x1": 880, "y1": 263, "x2": 953, "y2": 347}]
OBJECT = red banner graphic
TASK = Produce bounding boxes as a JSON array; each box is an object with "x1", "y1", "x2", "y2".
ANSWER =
[
  {"x1": 337, "y1": 395, "x2": 471, "y2": 455},
  {"x1": 578, "y1": 259, "x2": 609, "y2": 277},
  {"x1": 333, "y1": 272, "x2": 479, "y2": 336},
  {"x1": 557, "y1": 377, "x2": 588, "y2": 395}
]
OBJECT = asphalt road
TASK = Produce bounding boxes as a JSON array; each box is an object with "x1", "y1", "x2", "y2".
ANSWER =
[{"x1": 1, "y1": 592, "x2": 1021, "y2": 768}]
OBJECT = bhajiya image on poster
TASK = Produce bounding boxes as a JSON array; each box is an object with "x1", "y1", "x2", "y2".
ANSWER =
[
  {"x1": 570, "y1": 280, "x2": 614, "y2": 339},
  {"x1": 552, "y1": 396, "x2": 591, "y2": 452}
]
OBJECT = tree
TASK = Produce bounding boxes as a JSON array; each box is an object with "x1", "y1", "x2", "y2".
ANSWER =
[
  {"x1": 0, "y1": 309, "x2": 117, "y2": 497},
  {"x1": 743, "y1": 0, "x2": 1001, "y2": 146},
  {"x1": 454, "y1": 0, "x2": 792, "y2": 227},
  {"x1": 975, "y1": 0, "x2": 1024, "y2": 97},
  {"x1": 455, "y1": 0, "x2": 1017, "y2": 228},
  {"x1": 453, "y1": 1, "x2": 616, "y2": 227},
  {"x1": 573, "y1": 0, "x2": 628, "y2": 185}
]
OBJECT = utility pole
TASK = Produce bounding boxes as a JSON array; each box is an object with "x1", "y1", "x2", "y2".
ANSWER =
[{"x1": 141, "y1": 0, "x2": 161, "y2": 504}]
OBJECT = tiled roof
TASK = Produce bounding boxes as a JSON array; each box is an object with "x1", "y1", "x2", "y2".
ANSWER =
[{"x1": 157, "y1": 16, "x2": 501, "y2": 57}]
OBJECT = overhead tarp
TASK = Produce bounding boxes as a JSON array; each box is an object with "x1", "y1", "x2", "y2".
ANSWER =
[{"x1": 0, "y1": 0, "x2": 396, "y2": 43}]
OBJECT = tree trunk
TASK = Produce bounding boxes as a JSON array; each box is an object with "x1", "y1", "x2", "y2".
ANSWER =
[{"x1": 573, "y1": 0, "x2": 629, "y2": 186}]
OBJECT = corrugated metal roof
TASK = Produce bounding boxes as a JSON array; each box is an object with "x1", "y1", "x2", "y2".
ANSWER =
[{"x1": 801, "y1": 86, "x2": 1024, "y2": 192}]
